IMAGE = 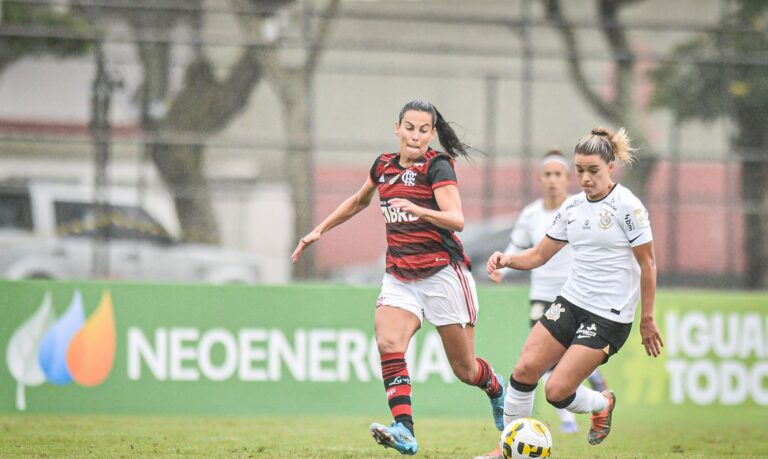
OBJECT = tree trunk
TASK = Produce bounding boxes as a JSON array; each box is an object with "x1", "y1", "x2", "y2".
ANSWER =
[
  {"x1": 282, "y1": 69, "x2": 315, "y2": 279},
  {"x1": 135, "y1": 47, "x2": 265, "y2": 243},
  {"x1": 740, "y1": 159, "x2": 767, "y2": 288}
]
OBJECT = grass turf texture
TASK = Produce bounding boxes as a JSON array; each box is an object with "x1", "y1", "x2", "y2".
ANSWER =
[{"x1": 2, "y1": 410, "x2": 767, "y2": 458}]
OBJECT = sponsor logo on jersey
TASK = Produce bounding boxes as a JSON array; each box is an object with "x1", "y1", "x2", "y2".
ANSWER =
[
  {"x1": 582, "y1": 219, "x2": 591, "y2": 230},
  {"x1": 544, "y1": 303, "x2": 564, "y2": 321},
  {"x1": 388, "y1": 173, "x2": 402, "y2": 185},
  {"x1": 566, "y1": 199, "x2": 583, "y2": 210},
  {"x1": 598, "y1": 210, "x2": 613, "y2": 229},
  {"x1": 635, "y1": 208, "x2": 650, "y2": 228},
  {"x1": 576, "y1": 323, "x2": 597, "y2": 339},
  {"x1": 624, "y1": 213, "x2": 634, "y2": 231},
  {"x1": 379, "y1": 175, "x2": 386, "y2": 183},
  {"x1": 380, "y1": 203, "x2": 419, "y2": 223}
]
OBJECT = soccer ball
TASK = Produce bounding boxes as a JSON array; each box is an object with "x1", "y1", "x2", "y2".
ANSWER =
[{"x1": 499, "y1": 417, "x2": 552, "y2": 459}]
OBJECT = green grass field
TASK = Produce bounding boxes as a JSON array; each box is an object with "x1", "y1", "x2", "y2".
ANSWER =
[{"x1": 2, "y1": 411, "x2": 767, "y2": 458}]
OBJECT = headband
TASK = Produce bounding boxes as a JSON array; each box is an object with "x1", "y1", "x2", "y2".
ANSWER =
[{"x1": 540, "y1": 154, "x2": 570, "y2": 170}]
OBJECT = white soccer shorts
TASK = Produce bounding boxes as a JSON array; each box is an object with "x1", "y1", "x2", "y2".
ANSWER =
[{"x1": 376, "y1": 263, "x2": 479, "y2": 327}]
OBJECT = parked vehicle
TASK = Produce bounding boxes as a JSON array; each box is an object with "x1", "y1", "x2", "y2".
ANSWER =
[{"x1": 0, "y1": 180, "x2": 267, "y2": 283}]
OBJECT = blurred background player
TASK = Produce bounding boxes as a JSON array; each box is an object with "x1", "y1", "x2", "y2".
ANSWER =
[
  {"x1": 292, "y1": 100, "x2": 505, "y2": 455},
  {"x1": 487, "y1": 127, "x2": 664, "y2": 447}
]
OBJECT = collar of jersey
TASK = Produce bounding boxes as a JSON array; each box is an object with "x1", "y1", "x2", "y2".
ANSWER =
[
  {"x1": 389, "y1": 148, "x2": 436, "y2": 170},
  {"x1": 585, "y1": 182, "x2": 618, "y2": 203}
]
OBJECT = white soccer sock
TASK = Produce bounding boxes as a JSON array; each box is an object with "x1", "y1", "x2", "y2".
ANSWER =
[
  {"x1": 565, "y1": 385, "x2": 608, "y2": 414},
  {"x1": 557, "y1": 407, "x2": 576, "y2": 423},
  {"x1": 503, "y1": 383, "x2": 535, "y2": 425},
  {"x1": 540, "y1": 370, "x2": 576, "y2": 423}
]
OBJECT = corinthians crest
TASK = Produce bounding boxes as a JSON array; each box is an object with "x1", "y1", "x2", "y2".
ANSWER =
[
  {"x1": 598, "y1": 210, "x2": 613, "y2": 229},
  {"x1": 545, "y1": 303, "x2": 564, "y2": 321}
]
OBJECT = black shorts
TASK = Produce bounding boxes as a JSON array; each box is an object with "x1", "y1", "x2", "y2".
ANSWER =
[
  {"x1": 538, "y1": 296, "x2": 632, "y2": 363},
  {"x1": 529, "y1": 299, "x2": 550, "y2": 328}
]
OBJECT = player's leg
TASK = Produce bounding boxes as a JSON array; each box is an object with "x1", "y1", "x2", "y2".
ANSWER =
[
  {"x1": 543, "y1": 345, "x2": 614, "y2": 445},
  {"x1": 540, "y1": 369, "x2": 578, "y2": 433},
  {"x1": 544, "y1": 311, "x2": 631, "y2": 446},
  {"x1": 586, "y1": 368, "x2": 608, "y2": 392},
  {"x1": 369, "y1": 276, "x2": 423, "y2": 455},
  {"x1": 425, "y1": 263, "x2": 506, "y2": 430},
  {"x1": 505, "y1": 321, "x2": 567, "y2": 424}
]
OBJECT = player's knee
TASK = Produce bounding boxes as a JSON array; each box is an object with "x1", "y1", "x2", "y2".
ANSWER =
[
  {"x1": 543, "y1": 378, "x2": 571, "y2": 402},
  {"x1": 512, "y1": 360, "x2": 540, "y2": 385},
  {"x1": 546, "y1": 391, "x2": 575, "y2": 409},
  {"x1": 375, "y1": 336, "x2": 405, "y2": 354},
  {"x1": 451, "y1": 362, "x2": 476, "y2": 384}
]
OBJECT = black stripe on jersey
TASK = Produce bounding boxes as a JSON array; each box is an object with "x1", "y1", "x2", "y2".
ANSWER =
[
  {"x1": 388, "y1": 242, "x2": 447, "y2": 257},
  {"x1": 386, "y1": 221, "x2": 440, "y2": 234},
  {"x1": 546, "y1": 234, "x2": 568, "y2": 243},
  {"x1": 437, "y1": 227, "x2": 469, "y2": 267},
  {"x1": 389, "y1": 264, "x2": 446, "y2": 281}
]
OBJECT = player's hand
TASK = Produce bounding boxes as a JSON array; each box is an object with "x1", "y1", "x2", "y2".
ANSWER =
[
  {"x1": 389, "y1": 198, "x2": 423, "y2": 217},
  {"x1": 487, "y1": 251, "x2": 506, "y2": 275},
  {"x1": 639, "y1": 316, "x2": 664, "y2": 357},
  {"x1": 489, "y1": 270, "x2": 504, "y2": 284},
  {"x1": 291, "y1": 228, "x2": 322, "y2": 264}
]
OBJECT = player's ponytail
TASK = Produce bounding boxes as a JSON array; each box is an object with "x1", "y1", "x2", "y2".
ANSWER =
[
  {"x1": 398, "y1": 100, "x2": 472, "y2": 160},
  {"x1": 575, "y1": 127, "x2": 636, "y2": 165}
]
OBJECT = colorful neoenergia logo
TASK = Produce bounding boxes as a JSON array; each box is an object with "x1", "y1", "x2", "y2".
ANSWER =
[{"x1": 5, "y1": 290, "x2": 116, "y2": 411}]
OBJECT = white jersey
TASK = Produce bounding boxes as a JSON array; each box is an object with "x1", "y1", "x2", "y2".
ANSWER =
[
  {"x1": 546, "y1": 184, "x2": 653, "y2": 323},
  {"x1": 502, "y1": 198, "x2": 573, "y2": 302}
]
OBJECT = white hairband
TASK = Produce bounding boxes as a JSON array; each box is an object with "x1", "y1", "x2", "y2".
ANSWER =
[{"x1": 540, "y1": 155, "x2": 570, "y2": 169}]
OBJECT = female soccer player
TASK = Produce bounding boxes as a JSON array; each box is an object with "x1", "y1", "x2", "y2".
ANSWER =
[
  {"x1": 486, "y1": 127, "x2": 663, "y2": 446},
  {"x1": 291, "y1": 100, "x2": 505, "y2": 455}
]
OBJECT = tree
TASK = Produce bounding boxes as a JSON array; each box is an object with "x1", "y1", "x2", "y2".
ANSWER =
[
  {"x1": 73, "y1": 0, "x2": 280, "y2": 244},
  {"x1": 542, "y1": 0, "x2": 656, "y2": 197},
  {"x1": 651, "y1": 0, "x2": 768, "y2": 288},
  {"x1": 0, "y1": 1, "x2": 90, "y2": 73},
  {"x1": 259, "y1": 0, "x2": 341, "y2": 279},
  {"x1": 72, "y1": 0, "x2": 339, "y2": 252}
]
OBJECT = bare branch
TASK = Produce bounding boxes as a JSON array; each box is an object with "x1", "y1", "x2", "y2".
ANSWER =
[
  {"x1": 598, "y1": 0, "x2": 636, "y2": 113},
  {"x1": 305, "y1": 0, "x2": 341, "y2": 73},
  {"x1": 542, "y1": 0, "x2": 621, "y2": 121}
]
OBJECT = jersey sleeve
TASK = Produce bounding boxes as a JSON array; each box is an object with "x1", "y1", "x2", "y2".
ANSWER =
[
  {"x1": 621, "y1": 195, "x2": 654, "y2": 247},
  {"x1": 546, "y1": 201, "x2": 568, "y2": 242},
  {"x1": 369, "y1": 156, "x2": 382, "y2": 184},
  {"x1": 427, "y1": 156, "x2": 458, "y2": 189},
  {"x1": 509, "y1": 207, "x2": 533, "y2": 250}
]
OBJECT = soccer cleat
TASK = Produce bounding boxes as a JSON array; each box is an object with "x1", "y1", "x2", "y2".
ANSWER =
[
  {"x1": 473, "y1": 445, "x2": 502, "y2": 459},
  {"x1": 588, "y1": 390, "x2": 616, "y2": 445},
  {"x1": 369, "y1": 421, "x2": 418, "y2": 455},
  {"x1": 561, "y1": 420, "x2": 578, "y2": 434},
  {"x1": 489, "y1": 373, "x2": 506, "y2": 431}
]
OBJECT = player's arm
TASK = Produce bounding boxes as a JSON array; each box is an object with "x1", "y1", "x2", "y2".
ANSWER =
[
  {"x1": 291, "y1": 178, "x2": 377, "y2": 264},
  {"x1": 632, "y1": 241, "x2": 664, "y2": 357},
  {"x1": 389, "y1": 184, "x2": 464, "y2": 231},
  {"x1": 487, "y1": 236, "x2": 565, "y2": 274}
]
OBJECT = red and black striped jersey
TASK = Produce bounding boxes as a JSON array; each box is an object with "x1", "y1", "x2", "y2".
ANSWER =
[{"x1": 369, "y1": 148, "x2": 471, "y2": 281}]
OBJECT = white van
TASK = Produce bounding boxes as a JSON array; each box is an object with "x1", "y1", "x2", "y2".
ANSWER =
[{"x1": 0, "y1": 180, "x2": 267, "y2": 283}]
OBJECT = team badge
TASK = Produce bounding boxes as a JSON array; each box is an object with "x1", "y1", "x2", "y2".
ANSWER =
[
  {"x1": 544, "y1": 303, "x2": 564, "y2": 321},
  {"x1": 402, "y1": 170, "x2": 417, "y2": 187},
  {"x1": 598, "y1": 210, "x2": 613, "y2": 229}
]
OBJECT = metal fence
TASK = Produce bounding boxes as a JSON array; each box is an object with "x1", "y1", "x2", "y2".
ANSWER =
[{"x1": 0, "y1": 0, "x2": 764, "y2": 287}]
